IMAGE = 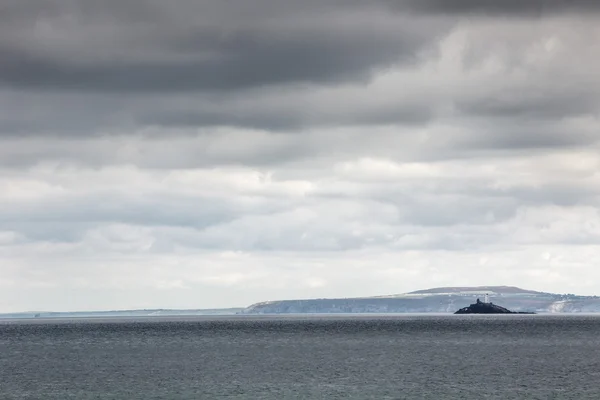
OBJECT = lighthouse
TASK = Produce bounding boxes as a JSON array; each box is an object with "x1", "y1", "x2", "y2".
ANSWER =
[{"x1": 484, "y1": 293, "x2": 490, "y2": 303}]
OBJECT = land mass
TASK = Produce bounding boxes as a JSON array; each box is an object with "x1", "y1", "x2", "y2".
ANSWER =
[
  {"x1": 4, "y1": 286, "x2": 599, "y2": 318},
  {"x1": 240, "y1": 286, "x2": 599, "y2": 314}
]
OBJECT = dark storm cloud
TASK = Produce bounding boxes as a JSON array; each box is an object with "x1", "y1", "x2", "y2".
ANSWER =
[
  {"x1": 0, "y1": 35, "x2": 417, "y2": 93},
  {"x1": 0, "y1": 0, "x2": 444, "y2": 93},
  {"x1": 397, "y1": 0, "x2": 600, "y2": 15},
  {"x1": 0, "y1": 0, "x2": 597, "y2": 152}
]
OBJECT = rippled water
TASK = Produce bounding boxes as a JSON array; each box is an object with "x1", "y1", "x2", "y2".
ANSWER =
[{"x1": 2, "y1": 315, "x2": 600, "y2": 399}]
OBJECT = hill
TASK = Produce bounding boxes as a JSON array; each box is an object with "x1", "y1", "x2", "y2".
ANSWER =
[{"x1": 240, "y1": 286, "x2": 600, "y2": 314}]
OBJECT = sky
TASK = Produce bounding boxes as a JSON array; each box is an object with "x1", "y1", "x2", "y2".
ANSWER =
[{"x1": 1, "y1": 0, "x2": 600, "y2": 312}]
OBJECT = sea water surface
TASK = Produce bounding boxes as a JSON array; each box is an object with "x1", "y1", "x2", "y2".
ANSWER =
[{"x1": 1, "y1": 314, "x2": 600, "y2": 399}]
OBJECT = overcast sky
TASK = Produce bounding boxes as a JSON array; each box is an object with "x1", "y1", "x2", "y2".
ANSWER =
[{"x1": 1, "y1": 0, "x2": 599, "y2": 312}]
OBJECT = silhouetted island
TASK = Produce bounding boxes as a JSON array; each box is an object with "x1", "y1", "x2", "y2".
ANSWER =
[{"x1": 455, "y1": 298, "x2": 535, "y2": 314}]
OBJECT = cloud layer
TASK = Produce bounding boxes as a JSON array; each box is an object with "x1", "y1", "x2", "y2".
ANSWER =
[{"x1": 1, "y1": 1, "x2": 599, "y2": 311}]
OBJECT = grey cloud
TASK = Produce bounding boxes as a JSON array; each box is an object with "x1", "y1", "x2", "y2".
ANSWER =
[
  {"x1": 0, "y1": 35, "x2": 410, "y2": 93},
  {"x1": 489, "y1": 184, "x2": 600, "y2": 208},
  {"x1": 3, "y1": 168, "x2": 595, "y2": 254},
  {"x1": 316, "y1": 181, "x2": 520, "y2": 228},
  {"x1": 0, "y1": 1, "x2": 444, "y2": 93},
  {"x1": 139, "y1": 98, "x2": 434, "y2": 131},
  {"x1": 460, "y1": 122, "x2": 599, "y2": 151},
  {"x1": 0, "y1": 193, "x2": 238, "y2": 243},
  {"x1": 1, "y1": 118, "x2": 598, "y2": 170},
  {"x1": 0, "y1": 1, "x2": 598, "y2": 138},
  {"x1": 396, "y1": 0, "x2": 600, "y2": 15},
  {"x1": 455, "y1": 91, "x2": 600, "y2": 121},
  {"x1": 0, "y1": 0, "x2": 449, "y2": 135},
  {"x1": 0, "y1": 133, "x2": 317, "y2": 169}
]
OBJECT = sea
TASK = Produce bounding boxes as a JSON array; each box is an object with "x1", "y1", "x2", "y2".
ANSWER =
[{"x1": 1, "y1": 314, "x2": 600, "y2": 399}]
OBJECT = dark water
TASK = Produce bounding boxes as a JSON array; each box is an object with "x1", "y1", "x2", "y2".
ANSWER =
[{"x1": 2, "y1": 315, "x2": 600, "y2": 399}]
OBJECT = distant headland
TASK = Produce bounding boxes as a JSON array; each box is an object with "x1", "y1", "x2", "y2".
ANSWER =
[
  {"x1": 3, "y1": 286, "x2": 599, "y2": 319},
  {"x1": 240, "y1": 286, "x2": 598, "y2": 314}
]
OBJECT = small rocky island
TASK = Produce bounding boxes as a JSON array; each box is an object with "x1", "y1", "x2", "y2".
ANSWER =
[{"x1": 455, "y1": 298, "x2": 535, "y2": 314}]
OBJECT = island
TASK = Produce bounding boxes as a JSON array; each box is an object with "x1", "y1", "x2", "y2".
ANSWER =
[{"x1": 454, "y1": 298, "x2": 535, "y2": 314}]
